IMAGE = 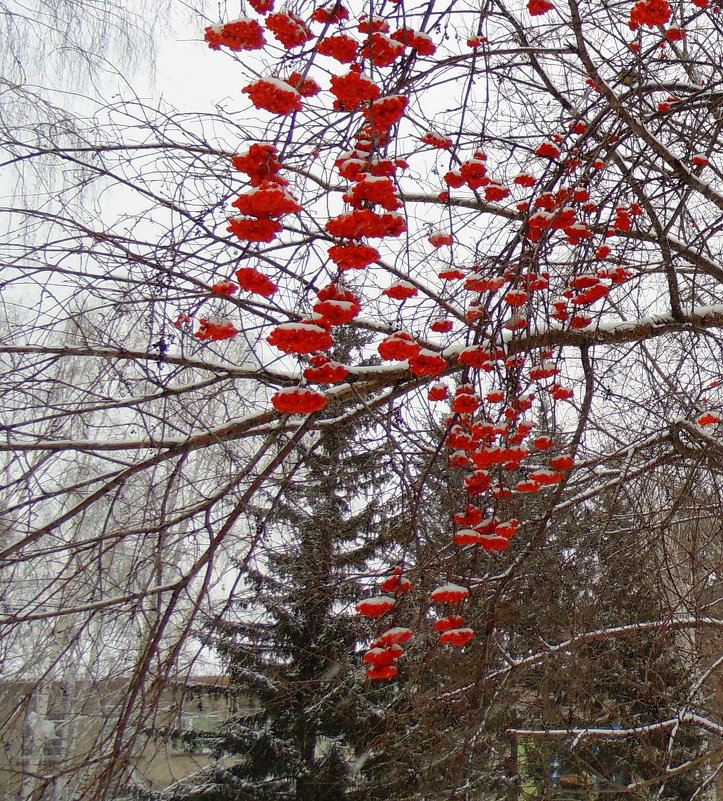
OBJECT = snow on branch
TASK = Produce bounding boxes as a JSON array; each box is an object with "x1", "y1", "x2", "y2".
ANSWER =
[{"x1": 508, "y1": 712, "x2": 723, "y2": 740}]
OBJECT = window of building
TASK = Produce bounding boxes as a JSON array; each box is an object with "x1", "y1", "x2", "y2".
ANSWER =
[{"x1": 42, "y1": 713, "x2": 67, "y2": 759}]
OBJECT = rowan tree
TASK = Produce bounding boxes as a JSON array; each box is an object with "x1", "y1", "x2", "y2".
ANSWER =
[{"x1": 1, "y1": 0, "x2": 723, "y2": 797}]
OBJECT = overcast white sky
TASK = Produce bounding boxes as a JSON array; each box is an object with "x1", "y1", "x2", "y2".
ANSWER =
[{"x1": 156, "y1": 14, "x2": 246, "y2": 112}]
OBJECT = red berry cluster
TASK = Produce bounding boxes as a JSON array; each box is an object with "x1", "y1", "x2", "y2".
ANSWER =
[
  {"x1": 316, "y1": 34, "x2": 359, "y2": 62},
  {"x1": 194, "y1": 318, "x2": 239, "y2": 341},
  {"x1": 327, "y1": 242, "x2": 380, "y2": 270},
  {"x1": 444, "y1": 152, "x2": 488, "y2": 190},
  {"x1": 330, "y1": 66, "x2": 381, "y2": 110},
  {"x1": 303, "y1": 354, "x2": 351, "y2": 384},
  {"x1": 272, "y1": 386, "x2": 329, "y2": 413},
  {"x1": 311, "y1": 2, "x2": 349, "y2": 23},
  {"x1": 242, "y1": 77, "x2": 302, "y2": 115},
  {"x1": 229, "y1": 145, "x2": 299, "y2": 245},
  {"x1": 629, "y1": 0, "x2": 672, "y2": 28},
  {"x1": 326, "y1": 208, "x2": 406, "y2": 239},
  {"x1": 390, "y1": 27, "x2": 436, "y2": 55},
  {"x1": 232, "y1": 181, "x2": 302, "y2": 218},
  {"x1": 421, "y1": 131, "x2": 453, "y2": 149},
  {"x1": 359, "y1": 32, "x2": 405, "y2": 67},
  {"x1": 265, "y1": 11, "x2": 313, "y2": 48},
  {"x1": 204, "y1": 18, "x2": 266, "y2": 51},
  {"x1": 528, "y1": 0, "x2": 555, "y2": 14},
  {"x1": 363, "y1": 94, "x2": 408, "y2": 133},
  {"x1": 285, "y1": 71, "x2": 322, "y2": 97},
  {"x1": 383, "y1": 281, "x2": 418, "y2": 300},
  {"x1": 211, "y1": 279, "x2": 238, "y2": 297},
  {"x1": 235, "y1": 267, "x2": 278, "y2": 298},
  {"x1": 232, "y1": 144, "x2": 286, "y2": 187},
  {"x1": 226, "y1": 217, "x2": 282, "y2": 242},
  {"x1": 345, "y1": 176, "x2": 401, "y2": 210},
  {"x1": 267, "y1": 322, "x2": 334, "y2": 354},
  {"x1": 313, "y1": 283, "x2": 361, "y2": 325}
]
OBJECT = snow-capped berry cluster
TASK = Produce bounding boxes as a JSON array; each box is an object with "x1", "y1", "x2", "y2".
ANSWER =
[
  {"x1": 242, "y1": 77, "x2": 303, "y2": 115},
  {"x1": 421, "y1": 131, "x2": 453, "y2": 149},
  {"x1": 267, "y1": 321, "x2": 333, "y2": 354},
  {"x1": 326, "y1": 208, "x2": 406, "y2": 239},
  {"x1": 344, "y1": 176, "x2": 402, "y2": 211},
  {"x1": 285, "y1": 71, "x2": 322, "y2": 97},
  {"x1": 359, "y1": 32, "x2": 405, "y2": 67},
  {"x1": 272, "y1": 386, "x2": 329, "y2": 413},
  {"x1": 194, "y1": 318, "x2": 239, "y2": 341},
  {"x1": 330, "y1": 65, "x2": 381, "y2": 110},
  {"x1": 313, "y1": 283, "x2": 361, "y2": 325},
  {"x1": 231, "y1": 143, "x2": 286, "y2": 187},
  {"x1": 375, "y1": 331, "x2": 448, "y2": 375},
  {"x1": 232, "y1": 182, "x2": 303, "y2": 218},
  {"x1": 204, "y1": 18, "x2": 266, "y2": 50},
  {"x1": 303, "y1": 354, "x2": 350, "y2": 383},
  {"x1": 316, "y1": 33, "x2": 359, "y2": 62},
  {"x1": 311, "y1": 2, "x2": 350, "y2": 23},
  {"x1": 390, "y1": 26, "x2": 436, "y2": 54},
  {"x1": 356, "y1": 569, "x2": 413, "y2": 679},
  {"x1": 265, "y1": 11, "x2": 313, "y2": 48},
  {"x1": 327, "y1": 242, "x2": 380, "y2": 271},
  {"x1": 228, "y1": 144, "x2": 300, "y2": 245}
]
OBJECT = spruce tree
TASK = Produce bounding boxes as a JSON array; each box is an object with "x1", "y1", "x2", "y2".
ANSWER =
[{"x1": 153, "y1": 341, "x2": 407, "y2": 801}]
